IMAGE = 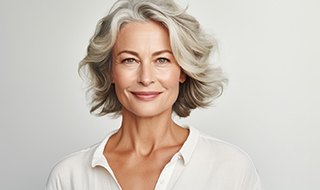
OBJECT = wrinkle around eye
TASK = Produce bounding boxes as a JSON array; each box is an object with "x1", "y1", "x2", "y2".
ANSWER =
[
  {"x1": 121, "y1": 58, "x2": 139, "y2": 64},
  {"x1": 155, "y1": 57, "x2": 170, "y2": 65}
]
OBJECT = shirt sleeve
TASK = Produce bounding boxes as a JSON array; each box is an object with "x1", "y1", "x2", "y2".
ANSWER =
[
  {"x1": 45, "y1": 163, "x2": 65, "y2": 190},
  {"x1": 240, "y1": 158, "x2": 263, "y2": 190}
]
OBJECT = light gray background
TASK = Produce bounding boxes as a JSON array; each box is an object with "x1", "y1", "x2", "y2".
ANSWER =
[{"x1": 1, "y1": 0, "x2": 319, "y2": 189}]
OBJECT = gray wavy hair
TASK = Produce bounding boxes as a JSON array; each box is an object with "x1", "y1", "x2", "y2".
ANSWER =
[{"x1": 79, "y1": 0, "x2": 227, "y2": 117}]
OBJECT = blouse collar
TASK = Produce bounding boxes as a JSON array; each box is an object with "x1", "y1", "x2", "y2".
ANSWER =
[{"x1": 91, "y1": 126, "x2": 200, "y2": 168}]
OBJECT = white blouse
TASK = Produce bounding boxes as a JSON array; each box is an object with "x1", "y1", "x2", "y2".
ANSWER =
[{"x1": 46, "y1": 127, "x2": 262, "y2": 190}]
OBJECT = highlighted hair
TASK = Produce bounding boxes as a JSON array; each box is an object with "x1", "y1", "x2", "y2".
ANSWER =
[{"x1": 79, "y1": 0, "x2": 227, "y2": 117}]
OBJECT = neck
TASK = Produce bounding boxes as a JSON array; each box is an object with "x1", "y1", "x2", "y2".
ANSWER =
[{"x1": 112, "y1": 108, "x2": 186, "y2": 156}]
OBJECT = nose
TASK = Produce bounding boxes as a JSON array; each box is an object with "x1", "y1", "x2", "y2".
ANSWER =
[{"x1": 138, "y1": 62, "x2": 155, "y2": 86}]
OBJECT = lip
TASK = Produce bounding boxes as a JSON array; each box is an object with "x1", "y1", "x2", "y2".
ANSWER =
[{"x1": 131, "y1": 91, "x2": 162, "y2": 101}]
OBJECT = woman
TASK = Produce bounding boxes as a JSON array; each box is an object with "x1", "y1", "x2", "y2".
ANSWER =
[{"x1": 46, "y1": 0, "x2": 262, "y2": 189}]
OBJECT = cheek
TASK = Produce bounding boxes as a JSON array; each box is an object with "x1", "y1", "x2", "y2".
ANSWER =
[
  {"x1": 112, "y1": 68, "x2": 133, "y2": 88},
  {"x1": 158, "y1": 68, "x2": 182, "y2": 87}
]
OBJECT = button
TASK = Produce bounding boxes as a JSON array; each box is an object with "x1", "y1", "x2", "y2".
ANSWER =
[
  {"x1": 159, "y1": 179, "x2": 164, "y2": 184},
  {"x1": 178, "y1": 155, "x2": 182, "y2": 160}
]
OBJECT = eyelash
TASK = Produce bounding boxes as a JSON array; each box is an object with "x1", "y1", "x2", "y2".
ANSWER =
[
  {"x1": 120, "y1": 57, "x2": 170, "y2": 64},
  {"x1": 121, "y1": 58, "x2": 137, "y2": 64},
  {"x1": 156, "y1": 57, "x2": 170, "y2": 64}
]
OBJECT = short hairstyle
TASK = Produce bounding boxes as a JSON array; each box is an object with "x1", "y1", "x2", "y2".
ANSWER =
[{"x1": 79, "y1": 0, "x2": 227, "y2": 117}]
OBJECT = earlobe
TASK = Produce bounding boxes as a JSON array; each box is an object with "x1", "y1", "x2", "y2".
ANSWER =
[
  {"x1": 110, "y1": 68, "x2": 115, "y2": 83},
  {"x1": 110, "y1": 74, "x2": 115, "y2": 84},
  {"x1": 179, "y1": 72, "x2": 187, "y2": 83}
]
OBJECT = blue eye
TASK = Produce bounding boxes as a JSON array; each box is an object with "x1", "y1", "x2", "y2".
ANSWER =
[{"x1": 156, "y1": 58, "x2": 170, "y2": 64}]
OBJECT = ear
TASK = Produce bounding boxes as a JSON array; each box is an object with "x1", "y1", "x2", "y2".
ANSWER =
[
  {"x1": 179, "y1": 71, "x2": 186, "y2": 83},
  {"x1": 110, "y1": 61, "x2": 115, "y2": 83},
  {"x1": 111, "y1": 74, "x2": 115, "y2": 84}
]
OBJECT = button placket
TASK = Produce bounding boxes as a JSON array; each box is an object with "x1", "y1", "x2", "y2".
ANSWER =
[{"x1": 155, "y1": 154, "x2": 181, "y2": 190}]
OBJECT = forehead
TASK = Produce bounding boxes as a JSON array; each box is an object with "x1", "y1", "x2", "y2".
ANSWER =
[{"x1": 113, "y1": 21, "x2": 172, "y2": 52}]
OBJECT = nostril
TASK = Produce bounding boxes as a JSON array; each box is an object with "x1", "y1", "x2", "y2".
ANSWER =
[
  {"x1": 139, "y1": 79, "x2": 155, "y2": 86},
  {"x1": 138, "y1": 64, "x2": 155, "y2": 86}
]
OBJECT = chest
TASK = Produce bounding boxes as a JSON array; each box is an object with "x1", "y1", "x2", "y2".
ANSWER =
[
  {"x1": 106, "y1": 150, "x2": 179, "y2": 190},
  {"x1": 111, "y1": 160, "x2": 162, "y2": 190}
]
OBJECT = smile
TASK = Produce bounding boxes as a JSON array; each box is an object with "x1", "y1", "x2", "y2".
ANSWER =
[{"x1": 131, "y1": 91, "x2": 162, "y2": 101}]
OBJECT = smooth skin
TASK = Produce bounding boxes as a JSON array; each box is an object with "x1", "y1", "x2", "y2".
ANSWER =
[{"x1": 104, "y1": 21, "x2": 189, "y2": 190}]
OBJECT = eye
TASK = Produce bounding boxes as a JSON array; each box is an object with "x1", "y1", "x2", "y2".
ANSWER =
[
  {"x1": 122, "y1": 58, "x2": 137, "y2": 64},
  {"x1": 156, "y1": 57, "x2": 170, "y2": 64}
]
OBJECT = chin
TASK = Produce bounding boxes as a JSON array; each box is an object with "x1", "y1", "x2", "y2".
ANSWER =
[{"x1": 123, "y1": 106, "x2": 172, "y2": 118}]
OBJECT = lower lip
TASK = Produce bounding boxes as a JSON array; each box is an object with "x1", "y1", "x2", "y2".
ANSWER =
[{"x1": 132, "y1": 93, "x2": 161, "y2": 101}]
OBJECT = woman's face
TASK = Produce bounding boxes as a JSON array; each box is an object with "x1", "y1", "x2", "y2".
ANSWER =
[{"x1": 112, "y1": 21, "x2": 185, "y2": 118}]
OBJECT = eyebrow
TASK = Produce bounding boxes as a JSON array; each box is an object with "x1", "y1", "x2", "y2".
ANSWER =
[{"x1": 116, "y1": 50, "x2": 173, "y2": 57}]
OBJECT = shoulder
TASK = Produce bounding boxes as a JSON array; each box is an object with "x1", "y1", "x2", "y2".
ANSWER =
[
  {"x1": 45, "y1": 144, "x2": 98, "y2": 189},
  {"x1": 52, "y1": 144, "x2": 97, "y2": 172},
  {"x1": 200, "y1": 132, "x2": 250, "y2": 157},
  {"x1": 198, "y1": 133, "x2": 252, "y2": 164},
  {"x1": 188, "y1": 129, "x2": 259, "y2": 175},
  {"x1": 186, "y1": 128, "x2": 262, "y2": 188},
  {"x1": 178, "y1": 128, "x2": 262, "y2": 189}
]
